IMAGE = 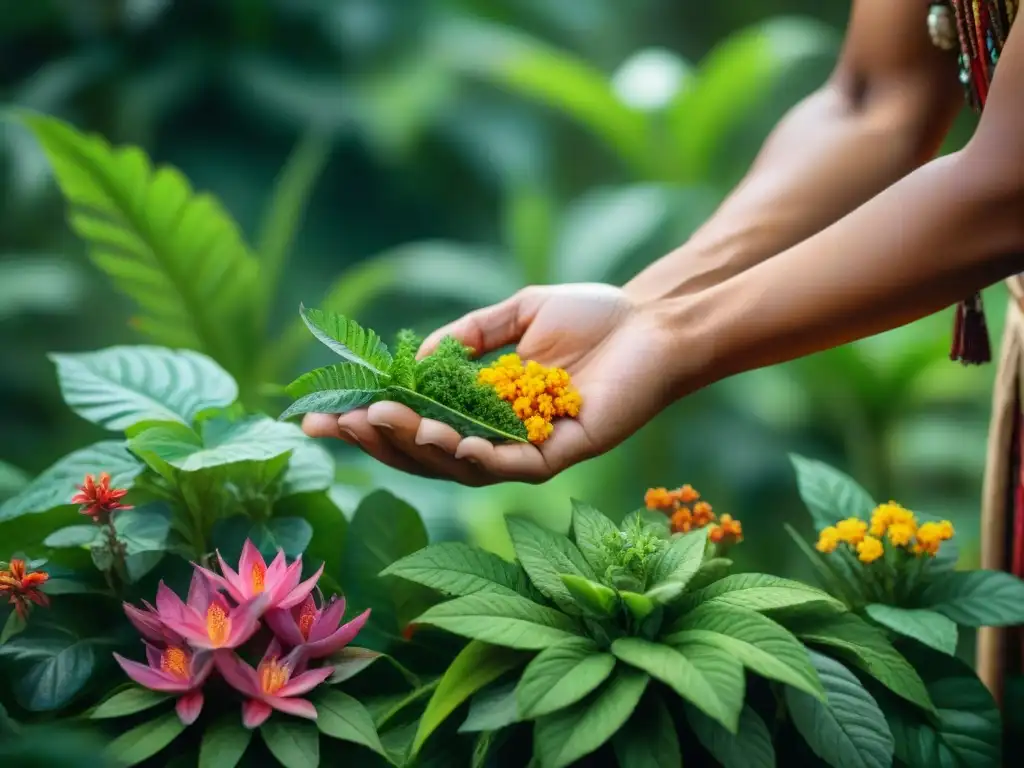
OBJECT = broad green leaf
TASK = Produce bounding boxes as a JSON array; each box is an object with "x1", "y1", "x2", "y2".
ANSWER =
[
  {"x1": 611, "y1": 692, "x2": 681, "y2": 768},
  {"x1": 265, "y1": 517, "x2": 314, "y2": 559},
  {"x1": 49, "y1": 346, "x2": 238, "y2": 432},
  {"x1": 129, "y1": 416, "x2": 307, "y2": 472},
  {"x1": 517, "y1": 638, "x2": 616, "y2": 718},
  {"x1": 459, "y1": 682, "x2": 520, "y2": 733},
  {"x1": 686, "y1": 705, "x2": 774, "y2": 768},
  {"x1": 919, "y1": 569, "x2": 1024, "y2": 627},
  {"x1": 105, "y1": 712, "x2": 186, "y2": 766},
  {"x1": 864, "y1": 604, "x2": 958, "y2": 656},
  {"x1": 384, "y1": 386, "x2": 530, "y2": 443},
  {"x1": 275, "y1": 492, "x2": 347, "y2": 586},
  {"x1": 114, "y1": 507, "x2": 170, "y2": 553},
  {"x1": 413, "y1": 593, "x2": 580, "y2": 649},
  {"x1": 281, "y1": 441, "x2": 335, "y2": 496},
  {"x1": 413, "y1": 640, "x2": 527, "y2": 755},
  {"x1": 3, "y1": 628, "x2": 96, "y2": 712},
  {"x1": 534, "y1": 667, "x2": 649, "y2": 768},
  {"x1": 0, "y1": 460, "x2": 29, "y2": 502},
  {"x1": 668, "y1": 604, "x2": 824, "y2": 700},
  {"x1": 786, "y1": 650, "x2": 894, "y2": 768},
  {"x1": 280, "y1": 363, "x2": 384, "y2": 420},
  {"x1": 506, "y1": 516, "x2": 596, "y2": 612},
  {"x1": 675, "y1": 573, "x2": 841, "y2": 615},
  {"x1": 381, "y1": 542, "x2": 523, "y2": 599},
  {"x1": 299, "y1": 305, "x2": 392, "y2": 375},
  {"x1": 316, "y1": 689, "x2": 387, "y2": 757},
  {"x1": 1, "y1": 612, "x2": 26, "y2": 645},
  {"x1": 650, "y1": 529, "x2": 707, "y2": 589},
  {"x1": 681, "y1": 557, "x2": 732, "y2": 592},
  {"x1": 784, "y1": 523, "x2": 862, "y2": 604},
  {"x1": 570, "y1": 499, "x2": 618, "y2": 573},
  {"x1": 777, "y1": 610, "x2": 934, "y2": 713},
  {"x1": 22, "y1": 113, "x2": 260, "y2": 376},
  {"x1": 260, "y1": 718, "x2": 319, "y2": 768},
  {"x1": 619, "y1": 591, "x2": 657, "y2": 621},
  {"x1": 90, "y1": 686, "x2": 169, "y2": 719},
  {"x1": 199, "y1": 714, "x2": 252, "y2": 768},
  {"x1": 44, "y1": 525, "x2": 100, "y2": 548},
  {"x1": 560, "y1": 574, "x2": 618, "y2": 616},
  {"x1": 789, "y1": 454, "x2": 876, "y2": 532},
  {"x1": 327, "y1": 647, "x2": 386, "y2": 684},
  {"x1": 0, "y1": 441, "x2": 143, "y2": 521},
  {"x1": 612, "y1": 637, "x2": 740, "y2": 733}
]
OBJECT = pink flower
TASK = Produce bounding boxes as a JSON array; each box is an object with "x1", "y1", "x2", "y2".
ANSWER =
[
  {"x1": 122, "y1": 599, "x2": 185, "y2": 645},
  {"x1": 113, "y1": 643, "x2": 213, "y2": 725},
  {"x1": 202, "y1": 540, "x2": 323, "y2": 611},
  {"x1": 215, "y1": 639, "x2": 333, "y2": 729},
  {"x1": 147, "y1": 570, "x2": 267, "y2": 651},
  {"x1": 265, "y1": 596, "x2": 370, "y2": 660}
]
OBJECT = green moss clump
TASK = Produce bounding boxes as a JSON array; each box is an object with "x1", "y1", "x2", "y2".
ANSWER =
[
  {"x1": 389, "y1": 329, "x2": 420, "y2": 390},
  {"x1": 411, "y1": 336, "x2": 528, "y2": 439}
]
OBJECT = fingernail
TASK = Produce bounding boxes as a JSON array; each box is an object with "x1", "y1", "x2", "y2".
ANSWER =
[
  {"x1": 338, "y1": 428, "x2": 359, "y2": 445},
  {"x1": 375, "y1": 422, "x2": 394, "y2": 433}
]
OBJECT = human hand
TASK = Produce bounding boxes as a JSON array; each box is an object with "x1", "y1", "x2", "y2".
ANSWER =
[{"x1": 302, "y1": 283, "x2": 687, "y2": 485}]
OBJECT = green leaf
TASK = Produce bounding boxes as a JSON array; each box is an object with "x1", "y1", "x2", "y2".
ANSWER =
[
  {"x1": 129, "y1": 416, "x2": 308, "y2": 472},
  {"x1": 777, "y1": 610, "x2": 934, "y2": 713},
  {"x1": 3, "y1": 628, "x2": 96, "y2": 712},
  {"x1": 384, "y1": 385, "x2": 530, "y2": 443},
  {"x1": 675, "y1": 573, "x2": 842, "y2": 615},
  {"x1": 114, "y1": 507, "x2": 170, "y2": 553},
  {"x1": 1, "y1": 612, "x2": 26, "y2": 645},
  {"x1": 459, "y1": 682, "x2": 520, "y2": 733},
  {"x1": 413, "y1": 640, "x2": 527, "y2": 755},
  {"x1": 316, "y1": 689, "x2": 387, "y2": 757},
  {"x1": 784, "y1": 523, "x2": 862, "y2": 604},
  {"x1": 570, "y1": 499, "x2": 618, "y2": 573},
  {"x1": 198, "y1": 714, "x2": 252, "y2": 768},
  {"x1": 381, "y1": 542, "x2": 523, "y2": 599},
  {"x1": 299, "y1": 305, "x2": 392, "y2": 375},
  {"x1": 0, "y1": 441, "x2": 143, "y2": 521},
  {"x1": 413, "y1": 593, "x2": 580, "y2": 649},
  {"x1": 260, "y1": 718, "x2": 320, "y2": 768},
  {"x1": 44, "y1": 525, "x2": 100, "y2": 548},
  {"x1": 327, "y1": 646, "x2": 384, "y2": 684},
  {"x1": 21, "y1": 112, "x2": 260, "y2": 377},
  {"x1": 281, "y1": 441, "x2": 335, "y2": 496},
  {"x1": 789, "y1": 454, "x2": 876, "y2": 532},
  {"x1": 863, "y1": 604, "x2": 958, "y2": 656},
  {"x1": 611, "y1": 693, "x2": 681, "y2": 768},
  {"x1": 90, "y1": 686, "x2": 170, "y2": 719},
  {"x1": 50, "y1": 346, "x2": 238, "y2": 432},
  {"x1": 650, "y1": 529, "x2": 707, "y2": 589},
  {"x1": 560, "y1": 574, "x2": 618, "y2": 617},
  {"x1": 265, "y1": 517, "x2": 314, "y2": 559},
  {"x1": 506, "y1": 516, "x2": 596, "y2": 613},
  {"x1": 786, "y1": 650, "x2": 894, "y2": 768},
  {"x1": 686, "y1": 705, "x2": 774, "y2": 768},
  {"x1": 667, "y1": 604, "x2": 824, "y2": 701},
  {"x1": 0, "y1": 459, "x2": 29, "y2": 502},
  {"x1": 517, "y1": 638, "x2": 616, "y2": 718},
  {"x1": 611, "y1": 637, "x2": 741, "y2": 733},
  {"x1": 280, "y1": 363, "x2": 384, "y2": 420},
  {"x1": 105, "y1": 712, "x2": 186, "y2": 767},
  {"x1": 919, "y1": 569, "x2": 1024, "y2": 627},
  {"x1": 619, "y1": 591, "x2": 657, "y2": 621},
  {"x1": 533, "y1": 667, "x2": 649, "y2": 768},
  {"x1": 275, "y1": 492, "x2": 347, "y2": 585}
]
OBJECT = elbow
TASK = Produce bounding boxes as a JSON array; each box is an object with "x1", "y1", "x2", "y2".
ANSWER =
[{"x1": 950, "y1": 145, "x2": 1024, "y2": 256}]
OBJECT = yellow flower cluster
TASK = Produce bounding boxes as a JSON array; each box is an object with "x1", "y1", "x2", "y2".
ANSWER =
[
  {"x1": 477, "y1": 354, "x2": 582, "y2": 444},
  {"x1": 644, "y1": 485, "x2": 743, "y2": 544},
  {"x1": 816, "y1": 502, "x2": 955, "y2": 563}
]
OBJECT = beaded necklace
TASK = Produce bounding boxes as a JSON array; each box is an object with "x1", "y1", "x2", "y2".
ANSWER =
[{"x1": 927, "y1": 0, "x2": 1017, "y2": 364}]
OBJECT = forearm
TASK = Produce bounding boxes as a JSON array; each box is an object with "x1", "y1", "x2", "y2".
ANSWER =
[
  {"x1": 663, "y1": 149, "x2": 1024, "y2": 389},
  {"x1": 626, "y1": 83, "x2": 955, "y2": 301}
]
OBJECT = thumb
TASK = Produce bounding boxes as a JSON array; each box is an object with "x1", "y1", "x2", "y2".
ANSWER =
[{"x1": 417, "y1": 289, "x2": 539, "y2": 360}]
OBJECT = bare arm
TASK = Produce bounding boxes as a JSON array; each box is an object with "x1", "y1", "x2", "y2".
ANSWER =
[
  {"x1": 663, "y1": 16, "x2": 1024, "y2": 390},
  {"x1": 626, "y1": 0, "x2": 962, "y2": 301}
]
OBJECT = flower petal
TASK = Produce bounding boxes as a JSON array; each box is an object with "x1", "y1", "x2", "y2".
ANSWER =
[
  {"x1": 267, "y1": 696, "x2": 317, "y2": 720},
  {"x1": 277, "y1": 665, "x2": 333, "y2": 698},
  {"x1": 308, "y1": 597, "x2": 345, "y2": 644},
  {"x1": 305, "y1": 609, "x2": 371, "y2": 659},
  {"x1": 266, "y1": 550, "x2": 288, "y2": 582},
  {"x1": 277, "y1": 563, "x2": 324, "y2": 611},
  {"x1": 215, "y1": 550, "x2": 247, "y2": 604},
  {"x1": 265, "y1": 608, "x2": 305, "y2": 647},
  {"x1": 239, "y1": 540, "x2": 267, "y2": 597},
  {"x1": 214, "y1": 651, "x2": 261, "y2": 697},
  {"x1": 176, "y1": 690, "x2": 203, "y2": 725},
  {"x1": 123, "y1": 602, "x2": 174, "y2": 644},
  {"x1": 155, "y1": 581, "x2": 189, "y2": 622},
  {"x1": 224, "y1": 594, "x2": 270, "y2": 648},
  {"x1": 190, "y1": 651, "x2": 215, "y2": 685},
  {"x1": 144, "y1": 642, "x2": 163, "y2": 669},
  {"x1": 242, "y1": 699, "x2": 273, "y2": 729},
  {"x1": 186, "y1": 569, "x2": 214, "y2": 614},
  {"x1": 270, "y1": 558, "x2": 303, "y2": 606},
  {"x1": 113, "y1": 654, "x2": 189, "y2": 693},
  {"x1": 262, "y1": 637, "x2": 284, "y2": 665}
]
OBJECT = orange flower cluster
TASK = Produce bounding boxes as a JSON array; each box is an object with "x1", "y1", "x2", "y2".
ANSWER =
[
  {"x1": 644, "y1": 485, "x2": 743, "y2": 544},
  {"x1": 72, "y1": 472, "x2": 132, "y2": 524},
  {"x1": 477, "y1": 354, "x2": 582, "y2": 444},
  {"x1": 0, "y1": 558, "x2": 49, "y2": 620}
]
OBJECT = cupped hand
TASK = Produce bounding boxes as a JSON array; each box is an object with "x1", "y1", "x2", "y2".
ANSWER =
[{"x1": 302, "y1": 283, "x2": 684, "y2": 485}]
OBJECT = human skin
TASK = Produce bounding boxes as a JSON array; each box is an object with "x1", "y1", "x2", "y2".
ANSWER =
[{"x1": 303, "y1": 0, "x2": 1024, "y2": 486}]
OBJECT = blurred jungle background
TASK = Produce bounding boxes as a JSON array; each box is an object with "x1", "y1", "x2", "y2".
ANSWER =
[{"x1": 0, "y1": 0, "x2": 995, "y2": 588}]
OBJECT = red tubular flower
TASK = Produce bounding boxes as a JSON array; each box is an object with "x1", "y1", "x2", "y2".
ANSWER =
[
  {"x1": 72, "y1": 472, "x2": 132, "y2": 523},
  {"x1": 0, "y1": 559, "x2": 50, "y2": 620}
]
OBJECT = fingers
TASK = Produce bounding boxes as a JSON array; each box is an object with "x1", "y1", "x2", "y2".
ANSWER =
[
  {"x1": 417, "y1": 288, "x2": 540, "y2": 359},
  {"x1": 304, "y1": 409, "x2": 438, "y2": 480},
  {"x1": 453, "y1": 420, "x2": 593, "y2": 484}
]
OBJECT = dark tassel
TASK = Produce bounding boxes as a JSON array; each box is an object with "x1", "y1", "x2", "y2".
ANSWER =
[{"x1": 950, "y1": 293, "x2": 992, "y2": 365}]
